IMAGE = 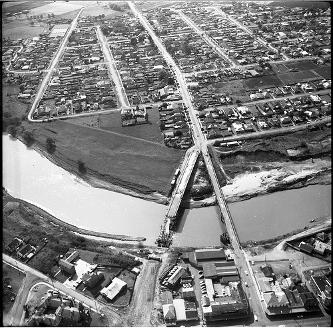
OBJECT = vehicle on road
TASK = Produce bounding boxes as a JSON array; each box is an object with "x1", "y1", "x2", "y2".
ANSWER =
[
  {"x1": 245, "y1": 270, "x2": 248, "y2": 275},
  {"x1": 254, "y1": 314, "x2": 258, "y2": 321}
]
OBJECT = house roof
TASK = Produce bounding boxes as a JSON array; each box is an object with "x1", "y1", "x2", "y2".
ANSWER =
[{"x1": 195, "y1": 249, "x2": 226, "y2": 262}]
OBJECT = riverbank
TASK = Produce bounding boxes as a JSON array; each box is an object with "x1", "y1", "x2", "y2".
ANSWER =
[
  {"x1": 12, "y1": 131, "x2": 169, "y2": 205},
  {"x1": 223, "y1": 158, "x2": 331, "y2": 203},
  {"x1": 3, "y1": 188, "x2": 147, "y2": 242}
]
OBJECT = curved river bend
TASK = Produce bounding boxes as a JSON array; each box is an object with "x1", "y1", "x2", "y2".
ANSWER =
[{"x1": 3, "y1": 135, "x2": 331, "y2": 247}]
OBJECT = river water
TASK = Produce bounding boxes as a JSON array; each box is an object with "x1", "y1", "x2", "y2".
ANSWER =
[
  {"x1": 3, "y1": 134, "x2": 331, "y2": 247},
  {"x1": 228, "y1": 184, "x2": 331, "y2": 243}
]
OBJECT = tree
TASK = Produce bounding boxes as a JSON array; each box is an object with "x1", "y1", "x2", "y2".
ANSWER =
[
  {"x1": 23, "y1": 131, "x2": 35, "y2": 147},
  {"x1": 46, "y1": 137, "x2": 56, "y2": 154},
  {"x1": 7, "y1": 125, "x2": 18, "y2": 138},
  {"x1": 77, "y1": 160, "x2": 87, "y2": 174}
]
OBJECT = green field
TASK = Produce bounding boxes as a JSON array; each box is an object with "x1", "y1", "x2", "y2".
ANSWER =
[
  {"x1": 2, "y1": 20, "x2": 47, "y2": 39},
  {"x1": 277, "y1": 70, "x2": 320, "y2": 84},
  {"x1": 21, "y1": 120, "x2": 184, "y2": 195},
  {"x1": 284, "y1": 60, "x2": 318, "y2": 71},
  {"x1": 2, "y1": 1, "x2": 52, "y2": 14},
  {"x1": 244, "y1": 74, "x2": 283, "y2": 89},
  {"x1": 314, "y1": 66, "x2": 331, "y2": 79}
]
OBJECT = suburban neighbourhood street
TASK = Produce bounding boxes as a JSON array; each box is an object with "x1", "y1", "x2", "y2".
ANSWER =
[
  {"x1": 176, "y1": 9, "x2": 237, "y2": 67},
  {"x1": 96, "y1": 25, "x2": 130, "y2": 108},
  {"x1": 209, "y1": 116, "x2": 331, "y2": 143},
  {"x1": 2, "y1": 254, "x2": 120, "y2": 318}
]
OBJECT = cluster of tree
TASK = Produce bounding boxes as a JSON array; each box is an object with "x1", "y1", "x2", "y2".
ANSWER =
[
  {"x1": 158, "y1": 69, "x2": 174, "y2": 85},
  {"x1": 108, "y1": 3, "x2": 125, "y2": 12},
  {"x1": 22, "y1": 131, "x2": 35, "y2": 147},
  {"x1": 46, "y1": 137, "x2": 56, "y2": 154},
  {"x1": 77, "y1": 160, "x2": 87, "y2": 174}
]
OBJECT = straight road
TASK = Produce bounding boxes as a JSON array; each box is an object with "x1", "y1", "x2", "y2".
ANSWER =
[
  {"x1": 28, "y1": 8, "x2": 84, "y2": 121},
  {"x1": 2, "y1": 254, "x2": 116, "y2": 316},
  {"x1": 208, "y1": 116, "x2": 331, "y2": 144},
  {"x1": 175, "y1": 9, "x2": 237, "y2": 67},
  {"x1": 96, "y1": 26, "x2": 130, "y2": 108},
  {"x1": 129, "y1": 1, "x2": 267, "y2": 320},
  {"x1": 214, "y1": 7, "x2": 290, "y2": 61}
]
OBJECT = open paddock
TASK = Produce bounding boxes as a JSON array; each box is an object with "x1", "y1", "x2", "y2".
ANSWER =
[
  {"x1": 314, "y1": 66, "x2": 332, "y2": 80},
  {"x1": 2, "y1": 20, "x2": 47, "y2": 39},
  {"x1": 21, "y1": 120, "x2": 184, "y2": 196},
  {"x1": 278, "y1": 70, "x2": 320, "y2": 85},
  {"x1": 244, "y1": 75, "x2": 283, "y2": 89},
  {"x1": 284, "y1": 60, "x2": 318, "y2": 71}
]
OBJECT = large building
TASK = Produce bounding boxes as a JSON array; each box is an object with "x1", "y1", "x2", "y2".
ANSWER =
[{"x1": 100, "y1": 277, "x2": 127, "y2": 301}]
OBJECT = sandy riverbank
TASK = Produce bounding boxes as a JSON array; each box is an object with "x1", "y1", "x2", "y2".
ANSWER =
[{"x1": 222, "y1": 158, "x2": 331, "y2": 203}]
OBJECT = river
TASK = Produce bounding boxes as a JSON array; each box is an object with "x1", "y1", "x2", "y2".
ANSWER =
[
  {"x1": 3, "y1": 134, "x2": 331, "y2": 247},
  {"x1": 3, "y1": 134, "x2": 165, "y2": 245},
  {"x1": 228, "y1": 184, "x2": 331, "y2": 243}
]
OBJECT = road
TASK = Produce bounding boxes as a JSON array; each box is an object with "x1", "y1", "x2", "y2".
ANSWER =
[
  {"x1": 129, "y1": 0, "x2": 267, "y2": 321},
  {"x1": 214, "y1": 7, "x2": 290, "y2": 61},
  {"x1": 27, "y1": 8, "x2": 83, "y2": 122},
  {"x1": 208, "y1": 116, "x2": 331, "y2": 144},
  {"x1": 2, "y1": 254, "x2": 120, "y2": 317},
  {"x1": 96, "y1": 25, "x2": 130, "y2": 108},
  {"x1": 175, "y1": 9, "x2": 237, "y2": 68}
]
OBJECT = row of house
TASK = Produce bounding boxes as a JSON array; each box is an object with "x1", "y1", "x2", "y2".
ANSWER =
[
  {"x1": 228, "y1": 2, "x2": 331, "y2": 61},
  {"x1": 6, "y1": 236, "x2": 40, "y2": 262},
  {"x1": 182, "y1": 5, "x2": 282, "y2": 66},
  {"x1": 11, "y1": 34, "x2": 62, "y2": 72},
  {"x1": 145, "y1": 7, "x2": 230, "y2": 73},
  {"x1": 158, "y1": 102, "x2": 193, "y2": 149},
  {"x1": 197, "y1": 90, "x2": 331, "y2": 139},
  {"x1": 254, "y1": 264, "x2": 320, "y2": 315},
  {"x1": 34, "y1": 19, "x2": 118, "y2": 119},
  {"x1": 103, "y1": 13, "x2": 181, "y2": 105}
]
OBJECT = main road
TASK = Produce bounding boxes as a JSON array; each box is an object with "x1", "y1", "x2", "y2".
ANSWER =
[
  {"x1": 128, "y1": 0, "x2": 266, "y2": 320},
  {"x1": 27, "y1": 8, "x2": 84, "y2": 122}
]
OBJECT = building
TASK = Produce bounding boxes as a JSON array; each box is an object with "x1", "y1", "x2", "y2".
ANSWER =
[
  {"x1": 59, "y1": 259, "x2": 76, "y2": 275},
  {"x1": 162, "y1": 304, "x2": 176, "y2": 326},
  {"x1": 165, "y1": 266, "x2": 186, "y2": 289},
  {"x1": 202, "y1": 261, "x2": 238, "y2": 279},
  {"x1": 82, "y1": 272, "x2": 104, "y2": 288},
  {"x1": 100, "y1": 277, "x2": 127, "y2": 301},
  {"x1": 172, "y1": 299, "x2": 198, "y2": 322},
  {"x1": 310, "y1": 275, "x2": 331, "y2": 310},
  {"x1": 299, "y1": 241, "x2": 314, "y2": 254},
  {"x1": 263, "y1": 292, "x2": 290, "y2": 314},
  {"x1": 7, "y1": 237, "x2": 23, "y2": 253},
  {"x1": 313, "y1": 240, "x2": 327, "y2": 255}
]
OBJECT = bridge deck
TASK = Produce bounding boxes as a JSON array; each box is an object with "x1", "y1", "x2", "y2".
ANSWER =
[{"x1": 166, "y1": 147, "x2": 199, "y2": 223}]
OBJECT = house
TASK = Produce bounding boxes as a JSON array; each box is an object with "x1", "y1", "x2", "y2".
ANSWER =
[
  {"x1": 100, "y1": 277, "x2": 127, "y2": 301},
  {"x1": 317, "y1": 232, "x2": 329, "y2": 242},
  {"x1": 313, "y1": 240, "x2": 327, "y2": 255},
  {"x1": 59, "y1": 259, "x2": 76, "y2": 275},
  {"x1": 310, "y1": 275, "x2": 331, "y2": 309},
  {"x1": 299, "y1": 241, "x2": 314, "y2": 254},
  {"x1": 165, "y1": 267, "x2": 186, "y2": 289},
  {"x1": 83, "y1": 272, "x2": 104, "y2": 288},
  {"x1": 7, "y1": 237, "x2": 24, "y2": 253},
  {"x1": 263, "y1": 292, "x2": 289, "y2": 314},
  {"x1": 162, "y1": 304, "x2": 176, "y2": 326},
  {"x1": 260, "y1": 265, "x2": 275, "y2": 279},
  {"x1": 62, "y1": 306, "x2": 80, "y2": 322},
  {"x1": 17, "y1": 244, "x2": 36, "y2": 260}
]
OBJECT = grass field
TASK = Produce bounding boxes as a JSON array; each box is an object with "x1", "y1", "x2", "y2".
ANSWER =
[
  {"x1": 314, "y1": 66, "x2": 331, "y2": 79},
  {"x1": 2, "y1": 84, "x2": 29, "y2": 116},
  {"x1": 2, "y1": 1, "x2": 52, "y2": 14},
  {"x1": 2, "y1": 20, "x2": 47, "y2": 39},
  {"x1": 29, "y1": 2, "x2": 83, "y2": 16},
  {"x1": 244, "y1": 74, "x2": 283, "y2": 89},
  {"x1": 284, "y1": 60, "x2": 318, "y2": 71},
  {"x1": 70, "y1": 109, "x2": 164, "y2": 144},
  {"x1": 277, "y1": 70, "x2": 319, "y2": 84},
  {"x1": 21, "y1": 120, "x2": 184, "y2": 195}
]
